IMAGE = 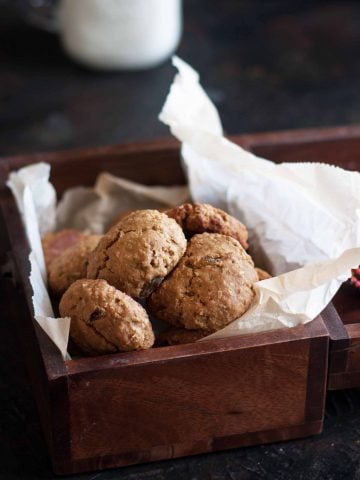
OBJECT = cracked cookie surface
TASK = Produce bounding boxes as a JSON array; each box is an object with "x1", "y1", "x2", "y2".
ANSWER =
[
  {"x1": 42, "y1": 229, "x2": 85, "y2": 269},
  {"x1": 87, "y1": 209, "x2": 187, "y2": 299},
  {"x1": 165, "y1": 203, "x2": 249, "y2": 249},
  {"x1": 148, "y1": 233, "x2": 258, "y2": 332},
  {"x1": 59, "y1": 279, "x2": 154, "y2": 355},
  {"x1": 48, "y1": 234, "x2": 102, "y2": 297}
]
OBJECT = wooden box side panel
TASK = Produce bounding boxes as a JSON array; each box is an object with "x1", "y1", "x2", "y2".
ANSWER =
[
  {"x1": 0, "y1": 140, "x2": 185, "y2": 196},
  {"x1": 329, "y1": 323, "x2": 360, "y2": 390},
  {"x1": 59, "y1": 332, "x2": 328, "y2": 474},
  {"x1": 324, "y1": 284, "x2": 360, "y2": 391},
  {"x1": 239, "y1": 125, "x2": 360, "y2": 171}
]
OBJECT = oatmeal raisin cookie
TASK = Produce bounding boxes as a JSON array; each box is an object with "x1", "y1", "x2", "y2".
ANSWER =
[
  {"x1": 87, "y1": 210, "x2": 187, "y2": 299},
  {"x1": 59, "y1": 279, "x2": 154, "y2": 355},
  {"x1": 42, "y1": 229, "x2": 85, "y2": 269},
  {"x1": 148, "y1": 233, "x2": 257, "y2": 332},
  {"x1": 165, "y1": 203, "x2": 249, "y2": 249},
  {"x1": 48, "y1": 235, "x2": 102, "y2": 297}
]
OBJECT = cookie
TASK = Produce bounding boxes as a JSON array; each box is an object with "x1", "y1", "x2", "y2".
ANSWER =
[
  {"x1": 255, "y1": 267, "x2": 272, "y2": 281},
  {"x1": 157, "y1": 327, "x2": 208, "y2": 346},
  {"x1": 148, "y1": 233, "x2": 257, "y2": 332},
  {"x1": 87, "y1": 209, "x2": 187, "y2": 299},
  {"x1": 42, "y1": 229, "x2": 85, "y2": 269},
  {"x1": 59, "y1": 279, "x2": 154, "y2": 355},
  {"x1": 48, "y1": 235, "x2": 102, "y2": 297},
  {"x1": 166, "y1": 203, "x2": 249, "y2": 249}
]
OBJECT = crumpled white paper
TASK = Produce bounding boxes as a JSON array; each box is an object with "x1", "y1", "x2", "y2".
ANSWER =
[
  {"x1": 159, "y1": 56, "x2": 360, "y2": 339},
  {"x1": 6, "y1": 56, "x2": 360, "y2": 355},
  {"x1": 56, "y1": 172, "x2": 190, "y2": 233},
  {"x1": 7, "y1": 163, "x2": 71, "y2": 359}
]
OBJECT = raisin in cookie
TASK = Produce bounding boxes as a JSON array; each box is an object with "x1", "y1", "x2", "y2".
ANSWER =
[
  {"x1": 42, "y1": 229, "x2": 85, "y2": 269},
  {"x1": 165, "y1": 203, "x2": 249, "y2": 249},
  {"x1": 48, "y1": 235, "x2": 102, "y2": 297},
  {"x1": 59, "y1": 279, "x2": 154, "y2": 355},
  {"x1": 87, "y1": 210, "x2": 187, "y2": 299},
  {"x1": 148, "y1": 233, "x2": 257, "y2": 332}
]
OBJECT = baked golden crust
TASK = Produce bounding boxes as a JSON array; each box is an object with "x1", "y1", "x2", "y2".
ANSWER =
[
  {"x1": 156, "y1": 327, "x2": 208, "y2": 346},
  {"x1": 165, "y1": 203, "x2": 249, "y2": 249},
  {"x1": 255, "y1": 267, "x2": 272, "y2": 281},
  {"x1": 48, "y1": 235, "x2": 102, "y2": 297},
  {"x1": 87, "y1": 209, "x2": 187, "y2": 299},
  {"x1": 59, "y1": 279, "x2": 154, "y2": 355},
  {"x1": 148, "y1": 233, "x2": 257, "y2": 332},
  {"x1": 42, "y1": 229, "x2": 85, "y2": 269}
]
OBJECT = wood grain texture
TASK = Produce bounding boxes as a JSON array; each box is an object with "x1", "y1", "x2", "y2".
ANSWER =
[
  {"x1": 69, "y1": 341, "x2": 309, "y2": 458},
  {"x1": 321, "y1": 303, "x2": 350, "y2": 378},
  {"x1": 0, "y1": 139, "x2": 183, "y2": 196},
  {"x1": 64, "y1": 327, "x2": 326, "y2": 469},
  {"x1": 347, "y1": 324, "x2": 360, "y2": 371},
  {"x1": 312, "y1": 254, "x2": 359, "y2": 391},
  {"x1": 243, "y1": 125, "x2": 360, "y2": 171}
]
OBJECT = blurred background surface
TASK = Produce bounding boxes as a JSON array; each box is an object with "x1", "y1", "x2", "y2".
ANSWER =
[
  {"x1": 0, "y1": 2, "x2": 360, "y2": 480},
  {"x1": 0, "y1": 0, "x2": 360, "y2": 155}
]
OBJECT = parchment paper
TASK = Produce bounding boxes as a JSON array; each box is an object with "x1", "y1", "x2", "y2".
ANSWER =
[
  {"x1": 7, "y1": 164, "x2": 71, "y2": 359},
  {"x1": 160, "y1": 56, "x2": 360, "y2": 339},
  {"x1": 6, "y1": 57, "x2": 360, "y2": 356}
]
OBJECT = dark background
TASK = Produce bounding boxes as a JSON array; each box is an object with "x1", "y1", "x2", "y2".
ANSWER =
[
  {"x1": 0, "y1": 1, "x2": 360, "y2": 479},
  {"x1": 1, "y1": 0, "x2": 360, "y2": 155}
]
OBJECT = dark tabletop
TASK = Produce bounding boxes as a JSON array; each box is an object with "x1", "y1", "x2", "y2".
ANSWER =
[{"x1": 1, "y1": 1, "x2": 360, "y2": 479}]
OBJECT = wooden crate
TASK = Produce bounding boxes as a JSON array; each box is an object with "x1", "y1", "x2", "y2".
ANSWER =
[{"x1": 1, "y1": 125, "x2": 359, "y2": 474}]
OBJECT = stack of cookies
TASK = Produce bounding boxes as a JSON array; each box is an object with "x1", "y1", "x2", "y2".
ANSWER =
[{"x1": 43, "y1": 204, "x2": 270, "y2": 356}]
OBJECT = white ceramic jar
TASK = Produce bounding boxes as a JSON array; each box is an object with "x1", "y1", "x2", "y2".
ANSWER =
[{"x1": 58, "y1": 0, "x2": 182, "y2": 70}]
